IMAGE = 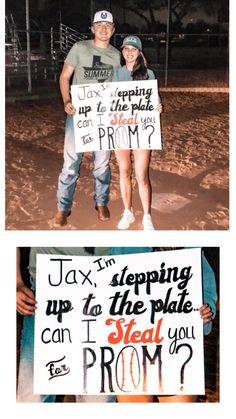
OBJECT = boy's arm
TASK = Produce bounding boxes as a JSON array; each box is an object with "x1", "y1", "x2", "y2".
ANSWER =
[
  {"x1": 59, "y1": 63, "x2": 76, "y2": 114},
  {"x1": 16, "y1": 248, "x2": 36, "y2": 315}
]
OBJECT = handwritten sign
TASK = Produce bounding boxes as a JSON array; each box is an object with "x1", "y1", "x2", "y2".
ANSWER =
[
  {"x1": 70, "y1": 80, "x2": 162, "y2": 152},
  {"x1": 34, "y1": 248, "x2": 205, "y2": 395}
]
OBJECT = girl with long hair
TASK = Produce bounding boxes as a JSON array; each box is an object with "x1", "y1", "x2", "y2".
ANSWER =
[{"x1": 112, "y1": 35, "x2": 162, "y2": 230}]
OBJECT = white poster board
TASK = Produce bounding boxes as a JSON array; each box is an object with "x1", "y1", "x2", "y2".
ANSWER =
[
  {"x1": 70, "y1": 80, "x2": 162, "y2": 152},
  {"x1": 34, "y1": 248, "x2": 204, "y2": 395}
]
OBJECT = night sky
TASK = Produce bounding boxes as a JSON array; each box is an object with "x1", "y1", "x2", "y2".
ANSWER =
[{"x1": 5, "y1": 0, "x2": 229, "y2": 33}]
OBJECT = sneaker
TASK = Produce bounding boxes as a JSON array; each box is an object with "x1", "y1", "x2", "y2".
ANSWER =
[
  {"x1": 53, "y1": 210, "x2": 71, "y2": 227},
  {"x1": 142, "y1": 214, "x2": 155, "y2": 230},
  {"x1": 117, "y1": 209, "x2": 135, "y2": 230}
]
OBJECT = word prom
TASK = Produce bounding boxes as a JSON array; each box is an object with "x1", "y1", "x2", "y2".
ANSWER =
[
  {"x1": 34, "y1": 248, "x2": 205, "y2": 396},
  {"x1": 70, "y1": 80, "x2": 162, "y2": 152}
]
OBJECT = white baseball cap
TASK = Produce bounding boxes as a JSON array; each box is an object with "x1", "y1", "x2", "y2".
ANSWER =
[{"x1": 93, "y1": 10, "x2": 113, "y2": 24}]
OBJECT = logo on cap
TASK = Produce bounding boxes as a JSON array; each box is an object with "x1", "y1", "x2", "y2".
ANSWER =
[
  {"x1": 128, "y1": 37, "x2": 137, "y2": 43},
  {"x1": 101, "y1": 12, "x2": 107, "y2": 20}
]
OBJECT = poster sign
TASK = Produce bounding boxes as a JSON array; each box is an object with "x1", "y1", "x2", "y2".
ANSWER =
[
  {"x1": 34, "y1": 248, "x2": 204, "y2": 395},
  {"x1": 70, "y1": 80, "x2": 162, "y2": 152}
]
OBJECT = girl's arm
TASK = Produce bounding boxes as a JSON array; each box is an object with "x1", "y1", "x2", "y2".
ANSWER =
[{"x1": 202, "y1": 253, "x2": 218, "y2": 334}]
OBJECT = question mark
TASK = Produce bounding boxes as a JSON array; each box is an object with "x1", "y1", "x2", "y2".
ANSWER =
[
  {"x1": 176, "y1": 343, "x2": 193, "y2": 391},
  {"x1": 143, "y1": 124, "x2": 155, "y2": 147}
]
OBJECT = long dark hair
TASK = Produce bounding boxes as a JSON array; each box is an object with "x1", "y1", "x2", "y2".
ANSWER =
[{"x1": 131, "y1": 51, "x2": 149, "y2": 80}]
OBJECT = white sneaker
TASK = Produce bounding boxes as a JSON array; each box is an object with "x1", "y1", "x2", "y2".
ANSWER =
[
  {"x1": 142, "y1": 214, "x2": 155, "y2": 230},
  {"x1": 117, "y1": 209, "x2": 135, "y2": 230}
]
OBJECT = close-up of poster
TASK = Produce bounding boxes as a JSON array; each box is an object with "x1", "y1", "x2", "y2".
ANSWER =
[{"x1": 34, "y1": 249, "x2": 204, "y2": 396}]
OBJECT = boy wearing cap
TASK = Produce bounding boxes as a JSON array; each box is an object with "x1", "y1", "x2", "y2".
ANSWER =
[{"x1": 53, "y1": 11, "x2": 120, "y2": 228}]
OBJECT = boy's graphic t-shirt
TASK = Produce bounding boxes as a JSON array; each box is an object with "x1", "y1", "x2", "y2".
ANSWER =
[{"x1": 65, "y1": 40, "x2": 120, "y2": 84}]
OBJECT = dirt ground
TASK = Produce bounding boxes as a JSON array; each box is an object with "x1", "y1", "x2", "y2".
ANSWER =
[{"x1": 6, "y1": 70, "x2": 229, "y2": 230}]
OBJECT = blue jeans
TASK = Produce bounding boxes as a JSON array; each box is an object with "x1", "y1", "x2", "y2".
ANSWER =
[
  {"x1": 57, "y1": 116, "x2": 111, "y2": 210},
  {"x1": 17, "y1": 315, "x2": 56, "y2": 402},
  {"x1": 17, "y1": 314, "x2": 116, "y2": 402}
]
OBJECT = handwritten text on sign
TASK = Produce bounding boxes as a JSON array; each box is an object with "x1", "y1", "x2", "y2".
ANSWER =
[
  {"x1": 70, "y1": 80, "x2": 162, "y2": 152},
  {"x1": 34, "y1": 248, "x2": 204, "y2": 395}
]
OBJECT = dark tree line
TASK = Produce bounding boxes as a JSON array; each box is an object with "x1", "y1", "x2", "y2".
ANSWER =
[{"x1": 6, "y1": 0, "x2": 229, "y2": 33}]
